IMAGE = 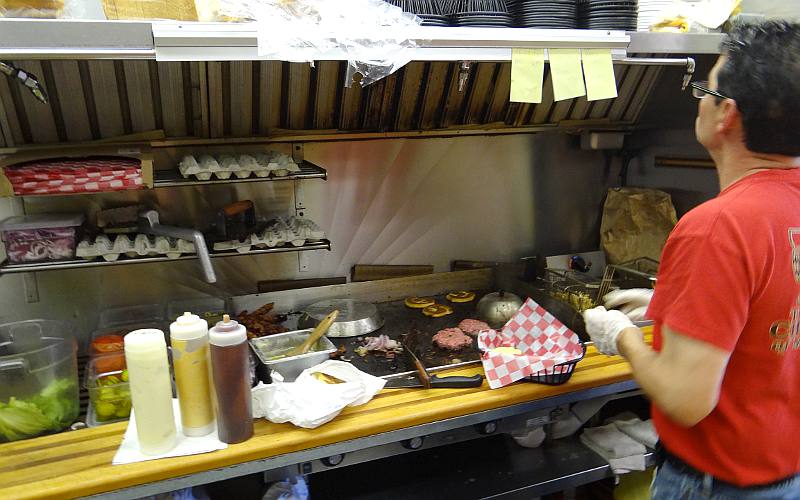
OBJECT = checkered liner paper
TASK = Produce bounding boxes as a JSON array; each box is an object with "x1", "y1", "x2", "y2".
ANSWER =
[
  {"x1": 477, "y1": 298, "x2": 585, "y2": 389},
  {"x1": 6, "y1": 158, "x2": 143, "y2": 195}
]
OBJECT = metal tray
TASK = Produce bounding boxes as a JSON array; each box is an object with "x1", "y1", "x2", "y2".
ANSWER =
[{"x1": 249, "y1": 329, "x2": 337, "y2": 382}]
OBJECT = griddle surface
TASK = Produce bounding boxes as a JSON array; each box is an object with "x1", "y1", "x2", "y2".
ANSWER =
[{"x1": 328, "y1": 292, "x2": 490, "y2": 378}]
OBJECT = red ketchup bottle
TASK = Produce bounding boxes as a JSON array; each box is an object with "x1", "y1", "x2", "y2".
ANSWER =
[{"x1": 208, "y1": 314, "x2": 253, "y2": 444}]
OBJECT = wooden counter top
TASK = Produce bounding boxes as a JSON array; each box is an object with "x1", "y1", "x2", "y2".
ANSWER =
[{"x1": 0, "y1": 333, "x2": 649, "y2": 500}]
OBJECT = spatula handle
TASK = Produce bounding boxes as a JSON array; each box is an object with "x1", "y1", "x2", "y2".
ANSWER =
[{"x1": 292, "y1": 310, "x2": 339, "y2": 356}]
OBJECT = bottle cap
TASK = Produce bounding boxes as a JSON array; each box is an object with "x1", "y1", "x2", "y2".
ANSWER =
[
  {"x1": 124, "y1": 329, "x2": 167, "y2": 354},
  {"x1": 208, "y1": 314, "x2": 247, "y2": 346},
  {"x1": 170, "y1": 311, "x2": 209, "y2": 341}
]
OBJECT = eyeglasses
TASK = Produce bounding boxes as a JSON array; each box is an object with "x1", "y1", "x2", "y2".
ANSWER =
[{"x1": 690, "y1": 81, "x2": 731, "y2": 100}]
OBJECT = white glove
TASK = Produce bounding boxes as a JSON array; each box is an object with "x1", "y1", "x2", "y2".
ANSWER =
[
  {"x1": 583, "y1": 306, "x2": 635, "y2": 355},
  {"x1": 603, "y1": 288, "x2": 653, "y2": 322}
]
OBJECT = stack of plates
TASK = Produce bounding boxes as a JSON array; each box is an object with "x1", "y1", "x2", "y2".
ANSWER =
[
  {"x1": 637, "y1": 0, "x2": 671, "y2": 31},
  {"x1": 578, "y1": 0, "x2": 638, "y2": 31},
  {"x1": 507, "y1": 0, "x2": 578, "y2": 29},
  {"x1": 451, "y1": 11, "x2": 513, "y2": 27},
  {"x1": 418, "y1": 13, "x2": 451, "y2": 26}
]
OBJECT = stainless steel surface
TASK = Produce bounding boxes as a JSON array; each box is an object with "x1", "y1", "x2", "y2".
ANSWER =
[
  {"x1": 1, "y1": 134, "x2": 609, "y2": 350},
  {"x1": 83, "y1": 381, "x2": 641, "y2": 500},
  {"x1": 307, "y1": 434, "x2": 655, "y2": 499},
  {"x1": 0, "y1": 241, "x2": 332, "y2": 274},
  {"x1": 628, "y1": 32, "x2": 724, "y2": 54},
  {"x1": 153, "y1": 161, "x2": 327, "y2": 188},
  {"x1": 476, "y1": 291, "x2": 524, "y2": 329},
  {"x1": 153, "y1": 23, "x2": 630, "y2": 61},
  {"x1": 0, "y1": 19, "x2": 155, "y2": 59},
  {"x1": 249, "y1": 328, "x2": 336, "y2": 381},
  {"x1": 0, "y1": 20, "x2": 726, "y2": 62},
  {"x1": 138, "y1": 210, "x2": 216, "y2": 283},
  {"x1": 0, "y1": 59, "x2": 672, "y2": 147},
  {"x1": 297, "y1": 299, "x2": 384, "y2": 338}
]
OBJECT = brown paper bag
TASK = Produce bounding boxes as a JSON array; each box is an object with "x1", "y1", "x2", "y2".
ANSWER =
[{"x1": 600, "y1": 187, "x2": 677, "y2": 265}]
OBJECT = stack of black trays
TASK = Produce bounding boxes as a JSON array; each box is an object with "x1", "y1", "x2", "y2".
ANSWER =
[
  {"x1": 507, "y1": 0, "x2": 578, "y2": 29},
  {"x1": 577, "y1": 0, "x2": 638, "y2": 30},
  {"x1": 451, "y1": 11, "x2": 513, "y2": 27},
  {"x1": 418, "y1": 13, "x2": 451, "y2": 26}
]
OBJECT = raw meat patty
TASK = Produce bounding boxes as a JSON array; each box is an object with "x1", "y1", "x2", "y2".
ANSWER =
[
  {"x1": 458, "y1": 319, "x2": 491, "y2": 336},
  {"x1": 433, "y1": 328, "x2": 473, "y2": 351}
]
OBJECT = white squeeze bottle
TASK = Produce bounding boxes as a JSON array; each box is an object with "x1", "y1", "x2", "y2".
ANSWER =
[
  {"x1": 124, "y1": 329, "x2": 177, "y2": 455},
  {"x1": 170, "y1": 312, "x2": 215, "y2": 437}
]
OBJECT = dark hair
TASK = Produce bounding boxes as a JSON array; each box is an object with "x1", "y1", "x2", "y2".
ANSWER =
[{"x1": 716, "y1": 21, "x2": 800, "y2": 156}]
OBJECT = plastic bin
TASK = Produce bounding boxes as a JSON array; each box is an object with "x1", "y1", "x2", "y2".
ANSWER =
[
  {"x1": 91, "y1": 303, "x2": 168, "y2": 356},
  {"x1": 98, "y1": 303, "x2": 166, "y2": 330},
  {"x1": 0, "y1": 319, "x2": 79, "y2": 441},
  {"x1": 0, "y1": 213, "x2": 84, "y2": 263},
  {"x1": 85, "y1": 353, "x2": 131, "y2": 425}
]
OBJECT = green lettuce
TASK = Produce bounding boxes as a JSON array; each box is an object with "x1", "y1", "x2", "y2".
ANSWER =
[{"x1": 0, "y1": 379, "x2": 78, "y2": 442}]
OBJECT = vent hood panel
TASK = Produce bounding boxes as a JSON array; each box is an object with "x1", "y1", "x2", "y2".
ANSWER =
[{"x1": 0, "y1": 59, "x2": 665, "y2": 147}]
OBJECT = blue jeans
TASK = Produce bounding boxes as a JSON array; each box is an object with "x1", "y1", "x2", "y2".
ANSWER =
[{"x1": 651, "y1": 460, "x2": 800, "y2": 499}]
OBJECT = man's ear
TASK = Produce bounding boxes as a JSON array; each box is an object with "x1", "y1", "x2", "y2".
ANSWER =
[{"x1": 717, "y1": 99, "x2": 740, "y2": 134}]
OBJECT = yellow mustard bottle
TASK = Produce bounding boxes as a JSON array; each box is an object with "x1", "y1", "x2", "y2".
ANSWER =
[{"x1": 170, "y1": 312, "x2": 215, "y2": 437}]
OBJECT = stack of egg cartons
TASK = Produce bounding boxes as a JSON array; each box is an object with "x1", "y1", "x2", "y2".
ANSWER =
[
  {"x1": 178, "y1": 152, "x2": 301, "y2": 181},
  {"x1": 213, "y1": 216, "x2": 326, "y2": 252},
  {"x1": 77, "y1": 234, "x2": 196, "y2": 261}
]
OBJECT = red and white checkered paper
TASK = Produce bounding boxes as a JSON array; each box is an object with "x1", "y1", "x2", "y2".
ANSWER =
[
  {"x1": 7, "y1": 158, "x2": 143, "y2": 195},
  {"x1": 477, "y1": 298, "x2": 584, "y2": 389}
]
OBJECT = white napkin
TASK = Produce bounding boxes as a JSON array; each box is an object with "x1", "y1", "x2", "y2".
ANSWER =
[
  {"x1": 580, "y1": 423, "x2": 647, "y2": 475},
  {"x1": 112, "y1": 399, "x2": 227, "y2": 465},
  {"x1": 251, "y1": 360, "x2": 386, "y2": 429},
  {"x1": 615, "y1": 418, "x2": 659, "y2": 449}
]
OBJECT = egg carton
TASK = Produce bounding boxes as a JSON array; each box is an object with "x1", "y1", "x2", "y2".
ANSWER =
[
  {"x1": 178, "y1": 152, "x2": 301, "y2": 181},
  {"x1": 212, "y1": 216, "x2": 326, "y2": 253},
  {"x1": 286, "y1": 216, "x2": 326, "y2": 242},
  {"x1": 77, "y1": 234, "x2": 196, "y2": 261}
]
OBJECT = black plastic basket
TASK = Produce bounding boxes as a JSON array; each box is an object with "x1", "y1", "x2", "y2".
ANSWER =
[{"x1": 527, "y1": 343, "x2": 586, "y2": 385}]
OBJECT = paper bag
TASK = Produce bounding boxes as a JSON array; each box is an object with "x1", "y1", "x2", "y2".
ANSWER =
[{"x1": 600, "y1": 187, "x2": 677, "y2": 265}]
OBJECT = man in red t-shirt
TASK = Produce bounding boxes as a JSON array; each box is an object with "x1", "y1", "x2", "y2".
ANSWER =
[{"x1": 584, "y1": 21, "x2": 800, "y2": 498}]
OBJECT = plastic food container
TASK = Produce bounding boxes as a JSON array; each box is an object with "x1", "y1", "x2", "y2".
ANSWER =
[
  {"x1": 249, "y1": 329, "x2": 336, "y2": 382},
  {"x1": 91, "y1": 304, "x2": 168, "y2": 354},
  {"x1": 85, "y1": 353, "x2": 131, "y2": 425},
  {"x1": 0, "y1": 319, "x2": 79, "y2": 442},
  {"x1": 98, "y1": 303, "x2": 167, "y2": 330},
  {"x1": 0, "y1": 213, "x2": 84, "y2": 263}
]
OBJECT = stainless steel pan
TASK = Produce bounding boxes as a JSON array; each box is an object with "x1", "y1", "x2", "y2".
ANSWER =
[{"x1": 297, "y1": 299, "x2": 384, "y2": 338}]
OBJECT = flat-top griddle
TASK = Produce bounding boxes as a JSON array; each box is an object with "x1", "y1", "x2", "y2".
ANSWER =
[{"x1": 324, "y1": 291, "x2": 491, "y2": 378}]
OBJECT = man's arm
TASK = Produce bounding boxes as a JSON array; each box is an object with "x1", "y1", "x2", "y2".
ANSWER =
[{"x1": 617, "y1": 325, "x2": 731, "y2": 427}]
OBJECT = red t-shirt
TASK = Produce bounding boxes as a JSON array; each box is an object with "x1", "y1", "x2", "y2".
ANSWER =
[{"x1": 647, "y1": 168, "x2": 800, "y2": 486}]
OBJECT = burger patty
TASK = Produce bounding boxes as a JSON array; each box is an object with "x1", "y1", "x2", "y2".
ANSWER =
[
  {"x1": 458, "y1": 319, "x2": 491, "y2": 336},
  {"x1": 433, "y1": 327, "x2": 473, "y2": 351}
]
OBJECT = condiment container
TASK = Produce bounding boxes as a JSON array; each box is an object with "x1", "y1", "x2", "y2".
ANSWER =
[
  {"x1": 124, "y1": 329, "x2": 176, "y2": 455},
  {"x1": 170, "y1": 312, "x2": 215, "y2": 437},
  {"x1": 85, "y1": 353, "x2": 131, "y2": 425},
  {"x1": 0, "y1": 214, "x2": 84, "y2": 263},
  {"x1": 0, "y1": 319, "x2": 79, "y2": 442},
  {"x1": 209, "y1": 315, "x2": 253, "y2": 444}
]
